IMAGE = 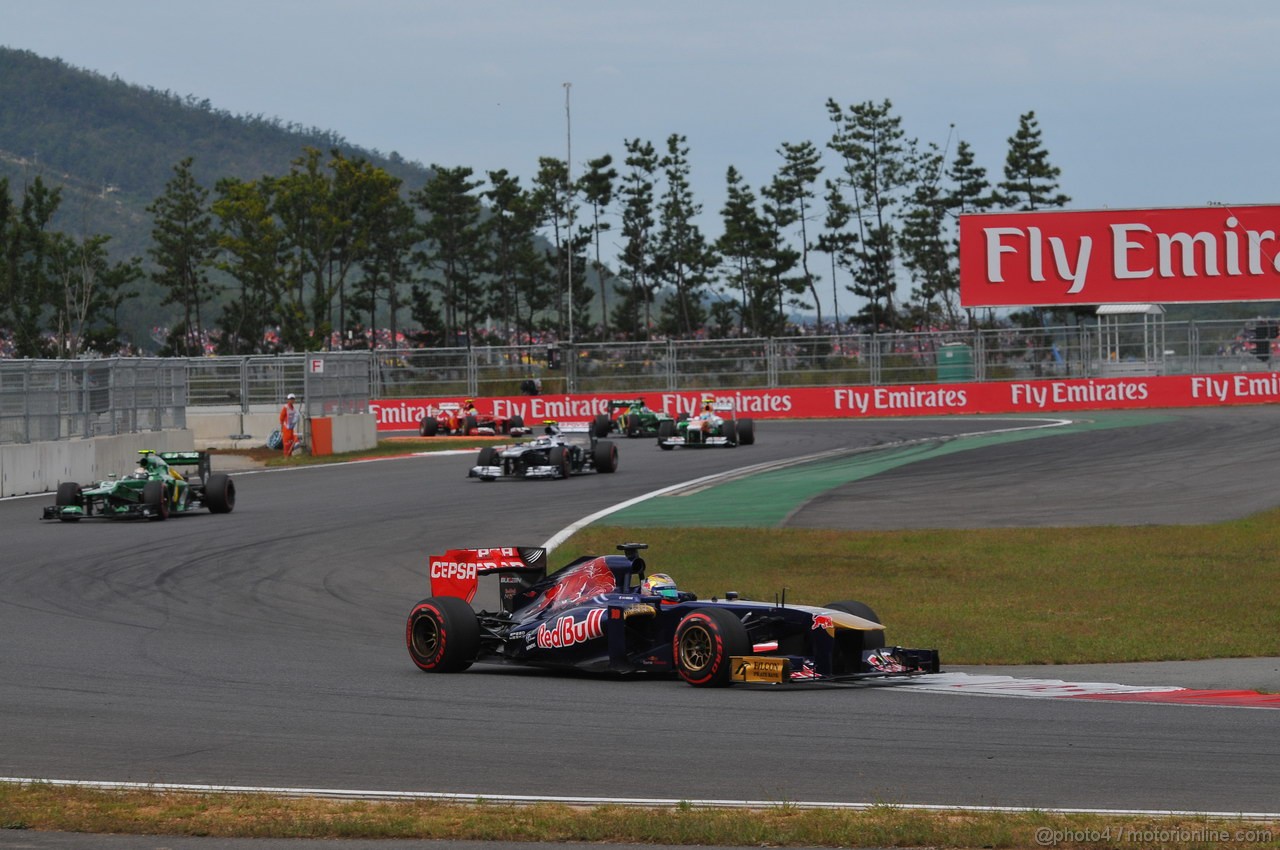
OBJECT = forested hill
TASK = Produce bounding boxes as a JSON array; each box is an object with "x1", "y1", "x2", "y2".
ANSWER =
[{"x1": 0, "y1": 45, "x2": 433, "y2": 259}]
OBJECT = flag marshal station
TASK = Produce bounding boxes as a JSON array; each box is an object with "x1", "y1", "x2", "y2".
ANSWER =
[{"x1": 959, "y1": 204, "x2": 1280, "y2": 307}]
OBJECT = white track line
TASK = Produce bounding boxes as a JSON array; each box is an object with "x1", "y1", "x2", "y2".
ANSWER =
[{"x1": 0, "y1": 777, "x2": 1276, "y2": 819}]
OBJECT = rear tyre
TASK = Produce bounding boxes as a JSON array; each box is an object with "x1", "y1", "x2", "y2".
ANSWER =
[
  {"x1": 143, "y1": 480, "x2": 169, "y2": 521},
  {"x1": 674, "y1": 607, "x2": 750, "y2": 687},
  {"x1": 406, "y1": 596, "x2": 481, "y2": 673},
  {"x1": 593, "y1": 414, "x2": 612, "y2": 438},
  {"x1": 204, "y1": 473, "x2": 236, "y2": 514},
  {"x1": 419, "y1": 416, "x2": 438, "y2": 437},
  {"x1": 737, "y1": 418, "x2": 755, "y2": 445},
  {"x1": 721, "y1": 420, "x2": 738, "y2": 444},
  {"x1": 624, "y1": 414, "x2": 641, "y2": 437},
  {"x1": 592, "y1": 439, "x2": 618, "y2": 473},
  {"x1": 657, "y1": 419, "x2": 676, "y2": 450}
]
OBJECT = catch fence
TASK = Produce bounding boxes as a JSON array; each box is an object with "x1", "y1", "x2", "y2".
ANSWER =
[
  {"x1": 0, "y1": 358, "x2": 186, "y2": 444},
  {"x1": 2, "y1": 316, "x2": 1277, "y2": 443}
]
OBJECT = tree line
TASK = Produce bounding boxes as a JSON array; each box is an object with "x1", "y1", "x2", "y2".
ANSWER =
[{"x1": 1, "y1": 99, "x2": 1070, "y2": 358}]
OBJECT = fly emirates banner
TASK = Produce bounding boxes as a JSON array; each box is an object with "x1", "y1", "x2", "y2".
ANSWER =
[
  {"x1": 372, "y1": 374, "x2": 1280, "y2": 431},
  {"x1": 960, "y1": 204, "x2": 1280, "y2": 306}
]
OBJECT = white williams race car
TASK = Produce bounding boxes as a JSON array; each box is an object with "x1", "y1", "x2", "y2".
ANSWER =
[{"x1": 468, "y1": 421, "x2": 619, "y2": 481}]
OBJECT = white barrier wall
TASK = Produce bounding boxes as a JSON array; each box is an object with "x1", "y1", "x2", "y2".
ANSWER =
[
  {"x1": 185, "y1": 410, "x2": 377, "y2": 453},
  {"x1": 328, "y1": 414, "x2": 377, "y2": 454},
  {"x1": 0, "y1": 430, "x2": 194, "y2": 498},
  {"x1": 3, "y1": 411, "x2": 378, "y2": 497}
]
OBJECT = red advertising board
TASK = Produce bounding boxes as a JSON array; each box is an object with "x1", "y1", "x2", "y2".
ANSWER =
[
  {"x1": 959, "y1": 205, "x2": 1280, "y2": 307},
  {"x1": 372, "y1": 374, "x2": 1280, "y2": 431}
]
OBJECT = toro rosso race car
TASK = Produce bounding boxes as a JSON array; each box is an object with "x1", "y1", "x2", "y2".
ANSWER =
[
  {"x1": 418, "y1": 400, "x2": 529, "y2": 437},
  {"x1": 468, "y1": 421, "x2": 618, "y2": 481},
  {"x1": 406, "y1": 543, "x2": 939, "y2": 687},
  {"x1": 41, "y1": 449, "x2": 236, "y2": 522},
  {"x1": 657, "y1": 399, "x2": 754, "y2": 449}
]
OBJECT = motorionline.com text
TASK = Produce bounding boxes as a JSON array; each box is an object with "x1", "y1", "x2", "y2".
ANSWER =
[{"x1": 1035, "y1": 826, "x2": 1273, "y2": 846}]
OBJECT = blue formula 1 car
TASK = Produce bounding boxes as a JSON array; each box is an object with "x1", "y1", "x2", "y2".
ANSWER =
[{"x1": 406, "y1": 543, "x2": 939, "y2": 687}]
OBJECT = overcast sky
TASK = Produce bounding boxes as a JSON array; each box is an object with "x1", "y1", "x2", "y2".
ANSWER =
[{"x1": 6, "y1": 1, "x2": 1280, "y2": 315}]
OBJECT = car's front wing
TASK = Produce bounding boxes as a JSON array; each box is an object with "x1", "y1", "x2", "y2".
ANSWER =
[{"x1": 731, "y1": 647, "x2": 941, "y2": 684}]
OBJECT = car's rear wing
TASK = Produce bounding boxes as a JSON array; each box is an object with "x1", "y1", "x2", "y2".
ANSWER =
[
  {"x1": 157, "y1": 450, "x2": 211, "y2": 480},
  {"x1": 428, "y1": 547, "x2": 548, "y2": 613}
]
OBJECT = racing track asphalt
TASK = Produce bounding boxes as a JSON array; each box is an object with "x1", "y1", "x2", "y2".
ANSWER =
[{"x1": 1, "y1": 408, "x2": 1278, "y2": 845}]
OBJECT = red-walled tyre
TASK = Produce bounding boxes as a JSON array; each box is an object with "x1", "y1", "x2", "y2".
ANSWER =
[
  {"x1": 406, "y1": 596, "x2": 481, "y2": 673},
  {"x1": 143, "y1": 479, "x2": 169, "y2": 521},
  {"x1": 673, "y1": 607, "x2": 750, "y2": 687}
]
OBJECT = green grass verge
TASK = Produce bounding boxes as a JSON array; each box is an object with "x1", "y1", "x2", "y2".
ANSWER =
[
  {"x1": 1, "y1": 784, "x2": 1275, "y2": 848},
  {"x1": 553, "y1": 521, "x2": 1280, "y2": 666}
]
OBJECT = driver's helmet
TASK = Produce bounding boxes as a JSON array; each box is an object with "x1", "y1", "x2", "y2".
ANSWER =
[
  {"x1": 641, "y1": 572, "x2": 678, "y2": 599},
  {"x1": 701, "y1": 397, "x2": 714, "y2": 412},
  {"x1": 131, "y1": 467, "x2": 149, "y2": 480},
  {"x1": 463, "y1": 398, "x2": 476, "y2": 410}
]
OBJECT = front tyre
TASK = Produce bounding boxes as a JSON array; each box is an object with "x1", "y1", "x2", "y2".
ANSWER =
[
  {"x1": 593, "y1": 414, "x2": 612, "y2": 438},
  {"x1": 825, "y1": 600, "x2": 886, "y2": 654},
  {"x1": 592, "y1": 439, "x2": 618, "y2": 473},
  {"x1": 549, "y1": 446, "x2": 571, "y2": 478},
  {"x1": 56, "y1": 481, "x2": 82, "y2": 507},
  {"x1": 657, "y1": 419, "x2": 676, "y2": 450},
  {"x1": 674, "y1": 607, "x2": 750, "y2": 687},
  {"x1": 406, "y1": 596, "x2": 481, "y2": 673},
  {"x1": 143, "y1": 479, "x2": 169, "y2": 521},
  {"x1": 419, "y1": 416, "x2": 439, "y2": 437}
]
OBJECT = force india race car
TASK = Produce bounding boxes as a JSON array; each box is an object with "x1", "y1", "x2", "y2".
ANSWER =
[
  {"x1": 41, "y1": 449, "x2": 236, "y2": 522},
  {"x1": 418, "y1": 401, "x2": 529, "y2": 437},
  {"x1": 592, "y1": 398, "x2": 674, "y2": 438},
  {"x1": 406, "y1": 543, "x2": 940, "y2": 687},
  {"x1": 468, "y1": 421, "x2": 618, "y2": 481},
  {"x1": 657, "y1": 400, "x2": 755, "y2": 449}
]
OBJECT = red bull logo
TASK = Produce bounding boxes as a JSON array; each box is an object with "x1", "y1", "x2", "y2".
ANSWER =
[
  {"x1": 536, "y1": 608, "x2": 605, "y2": 649},
  {"x1": 811, "y1": 613, "x2": 835, "y2": 631}
]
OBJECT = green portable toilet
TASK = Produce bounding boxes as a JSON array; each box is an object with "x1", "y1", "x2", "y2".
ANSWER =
[{"x1": 936, "y1": 342, "x2": 974, "y2": 382}]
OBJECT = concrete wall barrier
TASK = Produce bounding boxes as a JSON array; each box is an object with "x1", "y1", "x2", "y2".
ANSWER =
[
  {"x1": 1, "y1": 430, "x2": 193, "y2": 498},
  {"x1": 329, "y1": 414, "x2": 377, "y2": 454},
  {"x1": 186, "y1": 410, "x2": 377, "y2": 454}
]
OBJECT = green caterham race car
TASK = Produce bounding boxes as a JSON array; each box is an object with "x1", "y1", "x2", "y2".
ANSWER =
[
  {"x1": 592, "y1": 398, "x2": 674, "y2": 439},
  {"x1": 41, "y1": 450, "x2": 236, "y2": 522}
]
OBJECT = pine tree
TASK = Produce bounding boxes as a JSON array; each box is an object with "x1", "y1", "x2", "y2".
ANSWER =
[
  {"x1": 147, "y1": 157, "x2": 218, "y2": 356},
  {"x1": 773, "y1": 140, "x2": 824, "y2": 330},
  {"x1": 995, "y1": 111, "x2": 1071, "y2": 211},
  {"x1": 654, "y1": 134, "x2": 713, "y2": 337},
  {"x1": 614, "y1": 138, "x2": 658, "y2": 339},
  {"x1": 412, "y1": 165, "x2": 485, "y2": 346},
  {"x1": 577, "y1": 154, "x2": 618, "y2": 337}
]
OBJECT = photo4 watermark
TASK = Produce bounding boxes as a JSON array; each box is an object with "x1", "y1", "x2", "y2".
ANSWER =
[{"x1": 1035, "y1": 825, "x2": 1273, "y2": 846}]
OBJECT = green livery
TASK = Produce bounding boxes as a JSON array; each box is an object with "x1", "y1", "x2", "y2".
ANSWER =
[
  {"x1": 41, "y1": 450, "x2": 236, "y2": 522},
  {"x1": 593, "y1": 398, "x2": 675, "y2": 439}
]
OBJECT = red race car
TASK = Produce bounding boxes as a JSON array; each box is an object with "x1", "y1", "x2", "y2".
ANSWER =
[{"x1": 418, "y1": 400, "x2": 529, "y2": 437}]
